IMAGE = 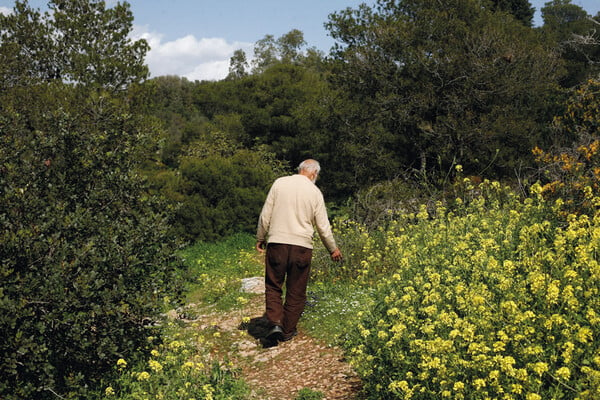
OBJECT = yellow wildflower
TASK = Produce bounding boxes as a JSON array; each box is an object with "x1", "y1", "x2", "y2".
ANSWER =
[
  {"x1": 473, "y1": 378, "x2": 486, "y2": 390},
  {"x1": 387, "y1": 307, "x2": 400, "y2": 316},
  {"x1": 576, "y1": 327, "x2": 593, "y2": 343},
  {"x1": 556, "y1": 367, "x2": 571, "y2": 380},
  {"x1": 511, "y1": 384, "x2": 523, "y2": 394},
  {"x1": 532, "y1": 362, "x2": 549, "y2": 376},
  {"x1": 149, "y1": 359, "x2": 163, "y2": 372},
  {"x1": 137, "y1": 371, "x2": 150, "y2": 381}
]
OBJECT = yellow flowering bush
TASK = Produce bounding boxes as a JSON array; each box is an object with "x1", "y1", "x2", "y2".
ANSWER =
[
  {"x1": 103, "y1": 322, "x2": 248, "y2": 399},
  {"x1": 340, "y1": 180, "x2": 600, "y2": 399},
  {"x1": 533, "y1": 78, "x2": 600, "y2": 216}
]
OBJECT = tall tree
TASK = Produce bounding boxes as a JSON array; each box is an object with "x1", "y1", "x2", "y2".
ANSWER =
[
  {"x1": 0, "y1": 0, "x2": 148, "y2": 91},
  {"x1": 252, "y1": 34, "x2": 279, "y2": 74},
  {"x1": 541, "y1": 0, "x2": 600, "y2": 87},
  {"x1": 325, "y1": 0, "x2": 563, "y2": 186},
  {"x1": 277, "y1": 28, "x2": 307, "y2": 63},
  {"x1": 490, "y1": 0, "x2": 535, "y2": 26},
  {"x1": 249, "y1": 30, "x2": 320, "y2": 74},
  {"x1": 227, "y1": 48, "x2": 249, "y2": 79}
]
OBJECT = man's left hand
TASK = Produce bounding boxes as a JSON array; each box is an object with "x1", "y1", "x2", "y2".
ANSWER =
[{"x1": 330, "y1": 248, "x2": 343, "y2": 262}]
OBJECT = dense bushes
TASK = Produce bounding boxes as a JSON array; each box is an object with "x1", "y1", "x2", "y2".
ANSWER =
[
  {"x1": 0, "y1": 85, "x2": 184, "y2": 399},
  {"x1": 153, "y1": 147, "x2": 282, "y2": 242}
]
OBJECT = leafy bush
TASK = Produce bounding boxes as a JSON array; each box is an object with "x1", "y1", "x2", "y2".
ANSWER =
[
  {"x1": 0, "y1": 85, "x2": 184, "y2": 399},
  {"x1": 172, "y1": 148, "x2": 281, "y2": 242},
  {"x1": 340, "y1": 180, "x2": 600, "y2": 399},
  {"x1": 349, "y1": 177, "x2": 430, "y2": 229}
]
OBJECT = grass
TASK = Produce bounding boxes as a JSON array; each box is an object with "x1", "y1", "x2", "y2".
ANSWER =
[
  {"x1": 302, "y1": 280, "x2": 374, "y2": 346},
  {"x1": 179, "y1": 232, "x2": 263, "y2": 310}
]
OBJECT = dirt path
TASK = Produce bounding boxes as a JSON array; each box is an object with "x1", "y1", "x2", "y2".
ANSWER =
[{"x1": 180, "y1": 295, "x2": 362, "y2": 400}]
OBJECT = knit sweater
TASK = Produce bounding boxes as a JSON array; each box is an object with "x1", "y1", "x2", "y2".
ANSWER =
[{"x1": 256, "y1": 174, "x2": 337, "y2": 253}]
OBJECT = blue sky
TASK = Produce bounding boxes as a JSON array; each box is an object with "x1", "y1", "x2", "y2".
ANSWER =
[{"x1": 1, "y1": 0, "x2": 599, "y2": 81}]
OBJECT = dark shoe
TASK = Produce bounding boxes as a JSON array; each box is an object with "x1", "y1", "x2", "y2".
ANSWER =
[
  {"x1": 266, "y1": 325, "x2": 284, "y2": 342},
  {"x1": 281, "y1": 330, "x2": 298, "y2": 342},
  {"x1": 259, "y1": 336, "x2": 279, "y2": 348}
]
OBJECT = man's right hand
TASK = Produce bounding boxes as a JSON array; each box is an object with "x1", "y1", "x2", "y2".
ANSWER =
[
  {"x1": 256, "y1": 240, "x2": 266, "y2": 253},
  {"x1": 330, "y1": 248, "x2": 343, "y2": 262}
]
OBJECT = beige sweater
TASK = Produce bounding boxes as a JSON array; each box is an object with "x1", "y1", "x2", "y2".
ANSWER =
[{"x1": 256, "y1": 174, "x2": 337, "y2": 253}]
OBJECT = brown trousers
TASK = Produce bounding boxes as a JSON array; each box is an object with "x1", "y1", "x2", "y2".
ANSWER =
[{"x1": 264, "y1": 243, "x2": 312, "y2": 337}]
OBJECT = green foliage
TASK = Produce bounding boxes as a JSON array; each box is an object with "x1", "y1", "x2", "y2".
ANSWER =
[
  {"x1": 250, "y1": 29, "x2": 321, "y2": 74},
  {"x1": 136, "y1": 74, "x2": 292, "y2": 242},
  {"x1": 179, "y1": 233, "x2": 262, "y2": 309},
  {"x1": 103, "y1": 321, "x2": 250, "y2": 400},
  {"x1": 533, "y1": 78, "x2": 600, "y2": 215},
  {"x1": 489, "y1": 0, "x2": 535, "y2": 26},
  {"x1": 0, "y1": 0, "x2": 148, "y2": 91},
  {"x1": 303, "y1": 281, "x2": 374, "y2": 345},
  {"x1": 0, "y1": 82, "x2": 184, "y2": 398},
  {"x1": 541, "y1": 0, "x2": 600, "y2": 88},
  {"x1": 170, "y1": 148, "x2": 280, "y2": 242},
  {"x1": 349, "y1": 177, "x2": 437, "y2": 229}
]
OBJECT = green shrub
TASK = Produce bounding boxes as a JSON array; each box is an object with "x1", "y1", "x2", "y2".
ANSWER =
[
  {"x1": 0, "y1": 85, "x2": 184, "y2": 399},
  {"x1": 294, "y1": 387, "x2": 325, "y2": 400},
  {"x1": 173, "y1": 149, "x2": 279, "y2": 242}
]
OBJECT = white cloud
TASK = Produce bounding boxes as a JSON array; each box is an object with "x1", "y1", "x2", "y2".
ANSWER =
[
  {"x1": 132, "y1": 25, "x2": 253, "y2": 81},
  {"x1": 0, "y1": 6, "x2": 13, "y2": 15}
]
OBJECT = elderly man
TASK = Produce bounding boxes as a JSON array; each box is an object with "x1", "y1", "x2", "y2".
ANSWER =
[{"x1": 256, "y1": 159, "x2": 342, "y2": 347}]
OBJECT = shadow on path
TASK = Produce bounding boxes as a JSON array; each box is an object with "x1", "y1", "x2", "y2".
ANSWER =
[
  {"x1": 239, "y1": 315, "x2": 284, "y2": 348},
  {"x1": 239, "y1": 315, "x2": 270, "y2": 340}
]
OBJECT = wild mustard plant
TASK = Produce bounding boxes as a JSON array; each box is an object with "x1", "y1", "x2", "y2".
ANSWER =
[
  {"x1": 102, "y1": 320, "x2": 248, "y2": 399},
  {"x1": 337, "y1": 179, "x2": 600, "y2": 399}
]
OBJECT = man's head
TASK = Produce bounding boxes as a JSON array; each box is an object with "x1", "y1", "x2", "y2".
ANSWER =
[{"x1": 298, "y1": 159, "x2": 320, "y2": 183}]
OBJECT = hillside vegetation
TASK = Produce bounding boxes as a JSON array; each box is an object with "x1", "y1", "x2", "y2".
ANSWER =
[{"x1": 1, "y1": 0, "x2": 600, "y2": 398}]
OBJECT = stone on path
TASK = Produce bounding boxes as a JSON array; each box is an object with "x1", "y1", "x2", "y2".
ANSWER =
[{"x1": 241, "y1": 276, "x2": 265, "y2": 294}]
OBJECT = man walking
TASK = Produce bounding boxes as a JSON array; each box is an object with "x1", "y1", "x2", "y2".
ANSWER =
[{"x1": 256, "y1": 159, "x2": 342, "y2": 347}]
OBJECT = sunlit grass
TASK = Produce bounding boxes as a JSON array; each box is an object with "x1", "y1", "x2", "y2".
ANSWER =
[
  {"x1": 302, "y1": 281, "x2": 374, "y2": 346},
  {"x1": 179, "y1": 232, "x2": 263, "y2": 310}
]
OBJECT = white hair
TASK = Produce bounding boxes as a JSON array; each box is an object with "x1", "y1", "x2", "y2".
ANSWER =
[{"x1": 298, "y1": 159, "x2": 321, "y2": 175}]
